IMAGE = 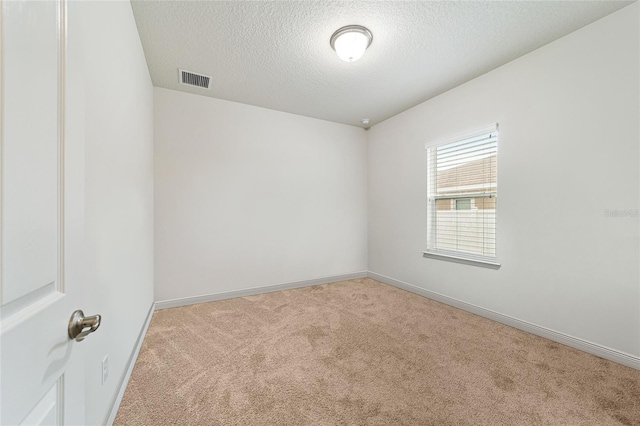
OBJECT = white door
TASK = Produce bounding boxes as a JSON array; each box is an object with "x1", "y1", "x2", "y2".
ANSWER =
[{"x1": 1, "y1": 0, "x2": 91, "y2": 424}]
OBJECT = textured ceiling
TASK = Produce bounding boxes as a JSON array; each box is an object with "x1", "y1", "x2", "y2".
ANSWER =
[{"x1": 131, "y1": 0, "x2": 632, "y2": 127}]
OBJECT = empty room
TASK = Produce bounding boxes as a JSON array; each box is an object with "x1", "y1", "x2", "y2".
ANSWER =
[{"x1": 1, "y1": 0, "x2": 639, "y2": 425}]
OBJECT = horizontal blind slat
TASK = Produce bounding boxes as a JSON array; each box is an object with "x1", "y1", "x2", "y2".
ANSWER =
[
  {"x1": 435, "y1": 133, "x2": 497, "y2": 153},
  {"x1": 437, "y1": 143, "x2": 497, "y2": 161}
]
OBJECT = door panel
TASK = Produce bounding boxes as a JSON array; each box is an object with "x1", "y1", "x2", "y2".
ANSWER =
[
  {"x1": 21, "y1": 382, "x2": 60, "y2": 426},
  {"x1": 2, "y1": 303, "x2": 68, "y2": 425},
  {"x1": 2, "y1": 0, "x2": 59, "y2": 306},
  {"x1": 1, "y1": 0, "x2": 85, "y2": 424}
]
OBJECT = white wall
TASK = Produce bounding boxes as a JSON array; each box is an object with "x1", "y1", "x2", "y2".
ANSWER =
[
  {"x1": 78, "y1": 2, "x2": 154, "y2": 424},
  {"x1": 154, "y1": 88, "x2": 367, "y2": 302},
  {"x1": 368, "y1": 3, "x2": 639, "y2": 358}
]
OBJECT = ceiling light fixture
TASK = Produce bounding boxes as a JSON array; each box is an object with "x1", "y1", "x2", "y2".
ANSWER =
[{"x1": 330, "y1": 25, "x2": 373, "y2": 62}]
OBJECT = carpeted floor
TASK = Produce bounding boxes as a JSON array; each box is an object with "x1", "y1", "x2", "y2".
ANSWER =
[{"x1": 115, "y1": 278, "x2": 640, "y2": 425}]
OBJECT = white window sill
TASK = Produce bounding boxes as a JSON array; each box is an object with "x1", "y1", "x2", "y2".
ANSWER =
[{"x1": 422, "y1": 251, "x2": 501, "y2": 269}]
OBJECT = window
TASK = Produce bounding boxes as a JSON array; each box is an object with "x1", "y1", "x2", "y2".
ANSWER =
[
  {"x1": 425, "y1": 124, "x2": 499, "y2": 267},
  {"x1": 455, "y1": 199, "x2": 471, "y2": 210}
]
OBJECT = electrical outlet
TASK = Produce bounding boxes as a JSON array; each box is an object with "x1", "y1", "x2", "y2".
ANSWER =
[{"x1": 102, "y1": 355, "x2": 109, "y2": 385}]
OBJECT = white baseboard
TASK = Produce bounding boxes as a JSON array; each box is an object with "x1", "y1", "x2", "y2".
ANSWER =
[
  {"x1": 105, "y1": 302, "x2": 155, "y2": 426},
  {"x1": 154, "y1": 271, "x2": 369, "y2": 310},
  {"x1": 368, "y1": 271, "x2": 640, "y2": 371}
]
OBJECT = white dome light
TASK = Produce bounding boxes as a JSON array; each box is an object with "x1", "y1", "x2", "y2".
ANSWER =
[{"x1": 330, "y1": 25, "x2": 373, "y2": 63}]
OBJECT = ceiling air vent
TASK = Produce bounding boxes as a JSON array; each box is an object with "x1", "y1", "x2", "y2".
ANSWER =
[{"x1": 179, "y1": 69, "x2": 211, "y2": 89}]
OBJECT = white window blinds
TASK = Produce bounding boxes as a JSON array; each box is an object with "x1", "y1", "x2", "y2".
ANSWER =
[{"x1": 426, "y1": 124, "x2": 498, "y2": 263}]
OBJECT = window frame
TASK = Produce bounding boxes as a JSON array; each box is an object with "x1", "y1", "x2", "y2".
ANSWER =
[{"x1": 423, "y1": 124, "x2": 501, "y2": 269}]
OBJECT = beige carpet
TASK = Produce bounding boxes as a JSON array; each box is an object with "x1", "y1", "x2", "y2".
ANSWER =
[{"x1": 115, "y1": 278, "x2": 639, "y2": 425}]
